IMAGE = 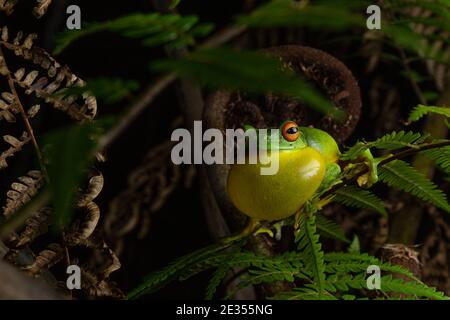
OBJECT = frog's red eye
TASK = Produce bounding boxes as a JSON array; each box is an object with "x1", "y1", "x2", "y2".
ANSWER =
[{"x1": 281, "y1": 121, "x2": 300, "y2": 142}]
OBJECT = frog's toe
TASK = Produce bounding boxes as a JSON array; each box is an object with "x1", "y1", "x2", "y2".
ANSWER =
[
  {"x1": 357, "y1": 173, "x2": 370, "y2": 188},
  {"x1": 254, "y1": 227, "x2": 274, "y2": 238},
  {"x1": 356, "y1": 170, "x2": 378, "y2": 188}
]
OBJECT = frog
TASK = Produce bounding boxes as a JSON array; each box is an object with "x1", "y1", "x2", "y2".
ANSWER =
[{"x1": 226, "y1": 120, "x2": 378, "y2": 239}]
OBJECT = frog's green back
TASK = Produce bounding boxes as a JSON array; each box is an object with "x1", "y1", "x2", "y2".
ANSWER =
[{"x1": 300, "y1": 127, "x2": 340, "y2": 164}]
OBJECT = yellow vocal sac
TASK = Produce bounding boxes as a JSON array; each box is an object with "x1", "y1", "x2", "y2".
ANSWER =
[{"x1": 227, "y1": 147, "x2": 326, "y2": 221}]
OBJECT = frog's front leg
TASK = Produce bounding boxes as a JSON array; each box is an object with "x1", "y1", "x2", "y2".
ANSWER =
[{"x1": 356, "y1": 149, "x2": 379, "y2": 188}]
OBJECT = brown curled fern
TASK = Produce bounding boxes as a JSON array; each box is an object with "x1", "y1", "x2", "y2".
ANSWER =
[{"x1": 0, "y1": 8, "x2": 122, "y2": 299}]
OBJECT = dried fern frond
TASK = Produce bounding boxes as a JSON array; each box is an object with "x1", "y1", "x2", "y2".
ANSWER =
[
  {"x1": 81, "y1": 268, "x2": 124, "y2": 299},
  {"x1": 22, "y1": 243, "x2": 63, "y2": 276},
  {"x1": 64, "y1": 202, "x2": 101, "y2": 246},
  {"x1": 0, "y1": 90, "x2": 20, "y2": 122},
  {"x1": 77, "y1": 173, "x2": 104, "y2": 207},
  {"x1": 33, "y1": 0, "x2": 52, "y2": 18},
  {"x1": 73, "y1": 230, "x2": 122, "y2": 280},
  {"x1": 14, "y1": 206, "x2": 51, "y2": 248},
  {"x1": 0, "y1": 0, "x2": 53, "y2": 18},
  {"x1": 0, "y1": 0, "x2": 17, "y2": 15},
  {"x1": 64, "y1": 174, "x2": 104, "y2": 246},
  {"x1": 0, "y1": 132, "x2": 31, "y2": 170},
  {"x1": 0, "y1": 26, "x2": 97, "y2": 121},
  {"x1": 2, "y1": 170, "x2": 43, "y2": 217}
]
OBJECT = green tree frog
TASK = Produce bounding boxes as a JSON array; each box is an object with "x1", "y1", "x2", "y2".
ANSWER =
[{"x1": 226, "y1": 120, "x2": 377, "y2": 236}]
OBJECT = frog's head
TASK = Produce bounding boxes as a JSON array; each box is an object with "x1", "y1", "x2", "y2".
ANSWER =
[{"x1": 244, "y1": 120, "x2": 307, "y2": 151}]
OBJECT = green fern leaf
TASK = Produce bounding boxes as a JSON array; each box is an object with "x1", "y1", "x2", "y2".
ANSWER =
[
  {"x1": 408, "y1": 105, "x2": 450, "y2": 122},
  {"x1": 237, "y1": 267, "x2": 302, "y2": 289},
  {"x1": 347, "y1": 235, "x2": 360, "y2": 254},
  {"x1": 380, "y1": 275, "x2": 448, "y2": 300},
  {"x1": 316, "y1": 214, "x2": 350, "y2": 243},
  {"x1": 334, "y1": 186, "x2": 387, "y2": 216},
  {"x1": 341, "y1": 142, "x2": 370, "y2": 160},
  {"x1": 325, "y1": 273, "x2": 366, "y2": 293},
  {"x1": 324, "y1": 272, "x2": 447, "y2": 300},
  {"x1": 341, "y1": 131, "x2": 422, "y2": 160},
  {"x1": 54, "y1": 13, "x2": 213, "y2": 54},
  {"x1": 324, "y1": 252, "x2": 418, "y2": 281},
  {"x1": 379, "y1": 160, "x2": 450, "y2": 213},
  {"x1": 127, "y1": 242, "x2": 234, "y2": 299},
  {"x1": 152, "y1": 48, "x2": 340, "y2": 117},
  {"x1": 421, "y1": 146, "x2": 450, "y2": 175},
  {"x1": 179, "y1": 251, "x2": 287, "y2": 281},
  {"x1": 269, "y1": 286, "x2": 337, "y2": 300},
  {"x1": 372, "y1": 131, "x2": 422, "y2": 150},
  {"x1": 205, "y1": 266, "x2": 228, "y2": 300},
  {"x1": 55, "y1": 77, "x2": 139, "y2": 105},
  {"x1": 296, "y1": 214, "x2": 326, "y2": 293},
  {"x1": 237, "y1": 0, "x2": 364, "y2": 30}
]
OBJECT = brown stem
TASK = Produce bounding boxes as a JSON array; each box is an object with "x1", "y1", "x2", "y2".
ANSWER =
[{"x1": 0, "y1": 46, "x2": 48, "y2": 180}]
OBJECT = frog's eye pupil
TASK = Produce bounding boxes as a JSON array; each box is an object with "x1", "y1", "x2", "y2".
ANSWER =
[
  {"x1": 281, "y1": 121, "x2": 301, "y2": 142},
  {"x1": 287, "y1": 127, "x2": 298, "y2": 135}
]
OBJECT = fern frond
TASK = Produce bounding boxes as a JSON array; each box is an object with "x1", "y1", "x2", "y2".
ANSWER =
[
  {"x1": 54, "y1": 13, "x2": 213, "y2": 54},
  {"x1": 324, "y1": 252, "x2": 416, "y2": 279},
  {"x1": 0, "y1": 26, "x2": 98, "y2": 121},
  {"x1": 347, "y1": 235, "x2": 360, "y2": 254},
  {"x1": 179, "y1": 251, "x2": 272, "y2": 281},
  {"x1": 22, "y1": 242, "x2": 63, "y2": 276},
  {"x1": 408, "y1": 105, "x2": 450, "y2": 122},
  {"x1": 421, "y1": 146, "x2": 450, "y2": 175},
  {"x1": 269, "y1": 286, "x2": 337, "y2": 300},
  {"x1": 324, "y1": 252, "x2": 419, "y2": 280},
  {"x1": 379, "y1": 160, "x2": 450, "y2": 213},
  {"x1": 238, "y1": 0, "x2": 364, "y2": 30},
  {"x1": 234, "y1": 265, "x2": 306, "y2": 296},
  {"x1": 380, "y1": 275, "x2": 448, "y2": 300},
  {"x1": 341, "y1": 131, "x2": 422, "y2": 160},
  {"x1": 325, "y1": 252, "x2": 377, "y2": 263},
  {"x1": 2, "y1": 170, "x2": 44, "y2": 217},
  {"x1": 205, "y1": 266, "x2": 228, "y2": 300},
  {"x1": 325, "y1": 273, "x2": 366, "y2": 293},
  {"x1": 55, "y1": 77, "x2": 139, "y2": 105},
  {"x1": 295, "y1": 214, "x2": 326, "y2": 294},
  {"x1": 152, "y1": 48, "x2": 338, "y2": 116},
  {"x1": 386, "y1": 0, "x2": 450, "y2": 20},
  {"x1": 0, "y1": 0, "x2": 53, "y2": 17},
  {"x1": 340, "y1": 142, "x2": 369, "y2": 160},
  {"x1": 325, "y1": 272, "x2": 447, "y2": 300},
  {"x1": 334, "y1": 186, "x2": 387, "y2": 216},
  {"x1": 316, "y1": 213, "x2": 350, "y2": 243},
  {"x1": 0, "y1": 132, "x2": 31, "y2": 170},
  {"x1": 127, "y1": 242, "x2": 234, "y2": 299},
  {"x1": 14, "y1": 206, "x2": 51, "y2": 247},
  {"x1": 372, "y1": 131, "x2": 423, "y2": 150},
  {"x1": 326, "y1": 261, "x2": 418, "y2": 282},
  {"x1": 128, "y1": 245, "x2": 302, "y2": 299}
]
